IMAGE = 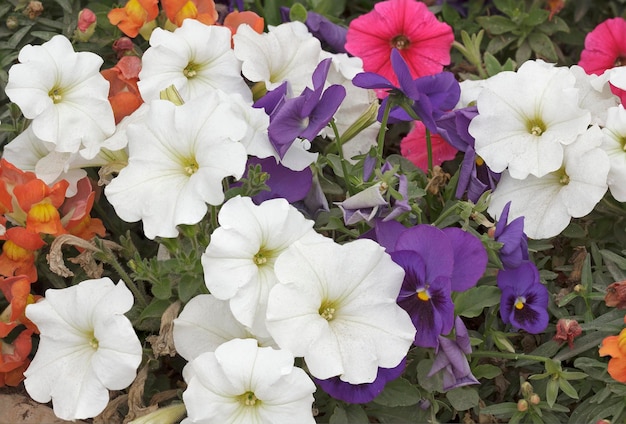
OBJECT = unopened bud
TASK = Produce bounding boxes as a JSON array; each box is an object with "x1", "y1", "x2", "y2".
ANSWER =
[
  {"x1": 113, "y1": 37, "x2": 135, "y2": 58},
  {"x1": 74, "y1": 8, "x2": 97, "y2": 42},
  {"x1": 23, "y1": 1, "x2": 43, "y2": 19},
  {"x1": 573, "y1": 284, "x2": 584, "y2": 293},
  {"x1": 520, "y1": 381, "x2": 534, "y2": 397},
  {"x1": 6, "y1": 15, "x2": 19, "y2": 30},
  {"x1": 517, "y1": 399, "x2": 528, "y2": 412},
  {"x1": 529, "y1": 394, "x2": 540, "y2": 405}
]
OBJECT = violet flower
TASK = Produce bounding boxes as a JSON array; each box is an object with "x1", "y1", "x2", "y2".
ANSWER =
[
  {"x1": 314, "y1": 358, "x2": 406, "y2": 404},
  {"x1": 239, "y1": 156, "x2": 313, "y2": 204},
  {"x1": 352, "y1": 49, "x2": 460, "y2": 133},
  {"x1": 436, "y1": 107, "x2": 500, "y2": 203},
  {"x1": 493, "y1": 201, "x2": 529, "y2": 270},
  {"x1": 498, "y1": 262, "x2": 549, "y2": 334},
  {"x1": 428, "y1": 316, "x2": 479, "y2": 391},
  {"x1": 280, "y1": 7, "x2": 348, "y2": 53},
  {"x1": 267, "y1": 58, "x2": 346, "y2": 158}
]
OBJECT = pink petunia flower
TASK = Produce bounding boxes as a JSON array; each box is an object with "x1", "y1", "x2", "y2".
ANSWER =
[
  {"x1": 345, "y1": 0, "x2": 453, "y2": 89},
  {"x1": 579, "y1": 17, "x2": 626, "y2": 103},
  {"x1": 400, "y1": 121, "x2": 457, "y2": 172}
]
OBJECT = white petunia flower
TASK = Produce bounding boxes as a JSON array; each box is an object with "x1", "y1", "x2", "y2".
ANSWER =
[
  {"x1": 570, "y1": 65, "x2": 619, "y2": 127},
  {"x1": 105, "y1": 94, "x2": 248, "y2": 239},
  {"x1": 5, "y1": 35, "x2": 115, "y2": 159},
  {"x1": 266, "y1": 238, "x2": 415, "y2": 384},
  {"x1": 138, "y1": 20, "x2": 251, "y2": 102},
  {"x1": 182, "y1": 338, "x2": 316, "y2": 424},
  {"x1": 173, "y1": 294, "x2": 275, "y2": 362},
  {"x1": 601, "y1": 105, "x2": 626, "y2": 201},
  {"x1": 202, "y1": 196, "x2": 324, "y2": 336},
  {"x1": 488, "y1": 125, "x2": 610, "y2": 239},
  {"x1": 469, "y1": 60, "x2": 591, "y2": 179},
  {"x1": 233, "y1": 21, "x2": 322, "y2": 95},
  {"x1": 24, "y1": 278, "x2": 142, "y2": 421}
]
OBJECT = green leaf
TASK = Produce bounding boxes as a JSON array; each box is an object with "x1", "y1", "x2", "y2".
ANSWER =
[
  {"x1": 454, "y1": 285, "x2": 501, "y2": 318},
  {"x1": 600, "y1": 249, "x2": 626, "y2": 269},
  {"x1": 472, "y1": 364, "x2": 502, "y2": 379},
  {"x1": 53, "y1": 0, "x2": 74, "y2": 13},
  {"x1": 178, "y1": 274, "x2": 203, "y2": 303},
  {"x1": 479, "y1": 402, "x2": 519, "y2": 417},
  {"x1": 558, "y1": 377, "x2": 579, "y2": 399},
  {"x1": 546, "y1": 378, "x2": 559, "y2": 408},
  {"x1": 329, "y1": 405, "x2": 369, "y2": 424},
  {"x1": 446, "y1": 387, "x2": 480, "y2": 411},
  {"x1": 138, "y1": 298, "x2": 171, "y2": 321},
  {"x1": 150, "y1": 275, "x2": 172, "y2": 300},
  {"x1": 372, "y1": 377, "x2": 421, "y2": 407},
  {"x1": 416, "y1": 359, "x2": 443, "y2": 393},
  {"x1": 527, "y1": 32, "x2": 557, "y2": 61},
  {"x1": 476, "y1": 15, "x2": 518, "y2": 35},
  {"x1": 486, "y1": 34, "x2": 516, "y2": 54},
  {"x1": 523, "y1": 8, "x2": 548, "y2": 26},
  {"x1": 289, "y1": 3, "x2": 307, "y2": 23}
]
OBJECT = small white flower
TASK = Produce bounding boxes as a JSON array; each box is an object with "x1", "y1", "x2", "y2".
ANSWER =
[
  {"x1": 5, "y1": 35, "x2": 115, "y2": 159},
  {"x1": 202, "y1": 196, "x2": 324, "y2": 336},
  {"x1": 182, "y1": 338, "x2": 315, "y2": 424},
  {"x1": 488, "y1": 125, "x2": 610, "y2": 239},
  {"x1": 266, "y1": 238, "x2": 415, "y2": 384},
  {"x1": 470, "y1": 60, "x2": 591, "y2": 179},
  {"x1": 173, "y1": 294, "x2": 274, "y2": 362},
  {"x1": 601, "y1": 105, "x2": 626, "y2": 201},
  {"x1": 233, "y1": 21, "x2": 322, "y2": 94},
  {"x1": 104, "y1": 94, "x2": 248, "y2": 239},
  {"x1": 24, "y1": 278, "x2": 142, "y2": 421},
  {"x1": 138, "y1": 20, "x2": 251, "y2": 102}
]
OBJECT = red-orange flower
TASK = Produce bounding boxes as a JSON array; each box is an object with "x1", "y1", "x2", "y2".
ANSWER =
[
  {"x1": 60, "y1": 178, "x2": 106, "y2": 240},
  {"x1": 0, "y1": 228, "x2": 45, "y2": 282},
  {"x1": 223, "y1": 10, "x2": 264, "y2": 36},
  {"x1": 0, "y1": 160, "x2": 37, "y2": 216},
  {"x1": 600, "y1": 322, "x2": 626, "y2": 383},
  {"x1": 108, "y1": 0, "x2": 159, "y2": 38},
  {"x1": 13, "y1": 179, "x2": 69, "y2": 236},
  {"x1": 161, "y1": 0, "x2": 218, "y2": 27},
  {"x1": 0, "y1": 329, "x2": 33, "y2": 387},
  {"x1": 0, "y1": 275, "x2": 39, "y2": 338},
  {"x1": 101, "y1": 55, "x2": 143, "y2": 124}
]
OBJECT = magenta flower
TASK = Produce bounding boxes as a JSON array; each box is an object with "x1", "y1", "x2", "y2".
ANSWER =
[
  {"x1": 345, "y1": 0, "x2": 453, "y2": 86},
  {"x1": 401, "y1": 121, "x2": 458, "y2": 172},
  {"x1": 579, "y1": 17, "x2": 626, "y2": 76}
]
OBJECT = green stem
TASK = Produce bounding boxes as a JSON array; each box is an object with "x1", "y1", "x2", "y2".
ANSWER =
[
  {"x1": 431, "y1": 203, "x2": 460, "y2": 228},
  {"x1": 425, "y1": 128, "x2": 433, "y2": 175},
  {"x1": 330, "y1": 119, "x2": 356, "y2": 196},
  {"x1": 376, "y1": 100, "x2": 393, "y2": 169},
  {"x1": 470, "y1": 350, "x2": 549, "y2": 364},
  {"x1": 100, "y1": 245, "x2": 149, "y2": 308}
]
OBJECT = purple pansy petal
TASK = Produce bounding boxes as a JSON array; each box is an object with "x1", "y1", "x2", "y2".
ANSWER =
[
  {"x1": 253, "y1": 81, "x2": 289, "y2": 115},
  {"x1": 395, "y1": 225, "x2": 454, "y2": 282},
  {"x1": 268, "y1": 96, "x2": 308, "y2": 157},
  {"x1": 442, "y1": 227, "x2": 487, "y2": 292},
  {"x1": 494, "y1": 202, "x2": 529, "y2": 269},
  {"x1": 312, "y1": 58, "x2": 332, "y2": 90},
  {"x1": 352, "y1": 72, "x2": 396, "y2": 91},
  {"x1": 359, "y1": 218, "x2": 407, "y2": 252},
  {"x1": 497, "y1": 260, "x2": 539, "y2": 290},
  {"x1": 314, "y1": 358, "x2": 406, "y2": 404},
  {"x1": 391, "y1": 49, "x2": 419, "y2": 99},
  {"x1": 453, "y1": 316, "x2": 472, "y2": 355},
  {"x1": 300, "y1": 84, "x2": 346, "y2": 140},
  {"x1": 305, "y1": 12, "x2": 348, "y2": 53},
  {"x1": 383, "y1": 174, "x2": 410, "y2": 221},
  {"x1": 248, "y1": 156, "x2": 312, "y2": 204}
]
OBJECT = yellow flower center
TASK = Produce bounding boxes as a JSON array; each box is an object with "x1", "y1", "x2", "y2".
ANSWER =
[
  {"x1": 319, "y1": 301, "x2": 337, "y2": 321},
  {"x1": 183, "y1": 62, "x2": 198, "y2": 79},
  {"x1": 417, "y1": 289, "x2": 430, "y2": 302},
  {"x1": 182, "y1": 158, "x2": 199, "y2": 175},
  {"x1": 28, "y1": 202, "x2": 57, "y2": 225},
  {"x1": 391, "y1": 34, "x2": 411, "y2": 50},
  {"x1": 515, "y1": 296, "x2": 526, "y2": 310},
  {"x1": 527, "y1": 118, "x2": 546, "y2": 136},
  {"x1": 3, "y1": 240, "x2": 30, "y2": 261},
  {"x1": 475, "y1": 156, "x2": 485, "y2": 166},
  {"x1": 49, "y1": 87, "x2": 63, "y2": 103},
  {"x1": 239, "y1": 391, "x2": 259, "y2": 406},
  {"x1": 89, "y1": 336, "x2": 99, "y2": 350}
]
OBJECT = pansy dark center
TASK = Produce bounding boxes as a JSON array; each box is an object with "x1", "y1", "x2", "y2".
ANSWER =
[{"x1": 391, "y1": 34, "x2": 411, "y2": 49}]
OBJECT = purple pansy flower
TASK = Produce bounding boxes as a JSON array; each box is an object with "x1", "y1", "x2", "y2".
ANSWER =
[
  {"x1": 267, "y1": 58, "x2": 346, "y2": 158},
  {"x1": 352, "y1": 49, "x2": 460, "y2": 133},
  {"x1": 436, "y1": 107, "x2": 500, "y2": 203},
  {"x1": 498, "y1": 262, "x2": 549, "y2": 334},
  {"x1": 280, "y1": 7, "x2": 348, "y2": 53},
  {"x1": 428, "y1": 316, "x2": 480, "y2": 391},
  {"x1": 393, "y1": 248, "x2": 455, "y2": 348},
  {"x1": 314, "y1": 358, "x2": 406, "y2": 404},
  {"x1": 493, "y1": 201, "x2": 529, "y2": 270}
]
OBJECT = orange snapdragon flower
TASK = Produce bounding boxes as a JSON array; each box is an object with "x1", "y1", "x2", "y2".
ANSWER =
[
  {"x1": 108, "y1": 0, "x2": 159, "y2": 38},
  {"x1": 60, "y1": 178, "x2": 106, "y2": 240},
  {"x1": 223, "y1": 10, "x2": 264, "y2": 36},
  {"x1": 101, "y1": 55, "x2": 143, "y2": 123},
  {"x1": 13, "y1": 179, "x2": 69, "y2": 236},
  {"x1": 0, "y1": 275, "x2": 39, "y2": 338},
  {"x1": 600, "y1": 316, "x2": 626, "y2": 382},
  {"x1": 0, "y1": 160, "x2": 37, "y2": 215},
  {"x1": 161, "y1": 0, "x2": 218, "y2": 27},
  {"x1": 0, "y1": 329, "x2": 33, "y2": 387},
  {"x1": 0, "y1": 227, "x2": 45, "y2": 282}
]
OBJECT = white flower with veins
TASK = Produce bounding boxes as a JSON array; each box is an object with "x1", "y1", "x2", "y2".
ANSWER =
[
  {"x1": 202, "y1": 196, "x2": 325, "y2": 336},
  {"x1": 601, "y1": 105, "x2": 626, "y2": 202},
  {"x1": 266, "y1": 238, "x2": 415, "y2": 384},
  {"x1": 469, "y1": 60, "x2": 591, "y2": 179},
  {"x1": 24, "y1": 278, "x2": 142, "y2": 421},
  {"x1": 5, "y1": 35, "x2": 115, "y2": 159},
  {"x1": 182, "y1": 338, "x2": 315, "y2": 424}
]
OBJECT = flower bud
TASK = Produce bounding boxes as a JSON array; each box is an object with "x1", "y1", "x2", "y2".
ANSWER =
[
  {"x1": 520, "y1": 381, "x2": 534, "y2": 397},
  {"x1": 113, "y1": 37, "x2": 135, "y2": 58},
  {"x1": 517, "y1": 399, "x2": 528, "y2": 412},
  {"x1": 529, "y1": 394, "x2": 540, "y2": 405},
  {"x1": 6, "y1": 15, "x2": 19, "y2": 30},
  {"x1": 23, "y1": 1, "x2": 43, "y2": 19},
  {"x1": 74, "y1": 8, "x2": 97, "y2": 42}
]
